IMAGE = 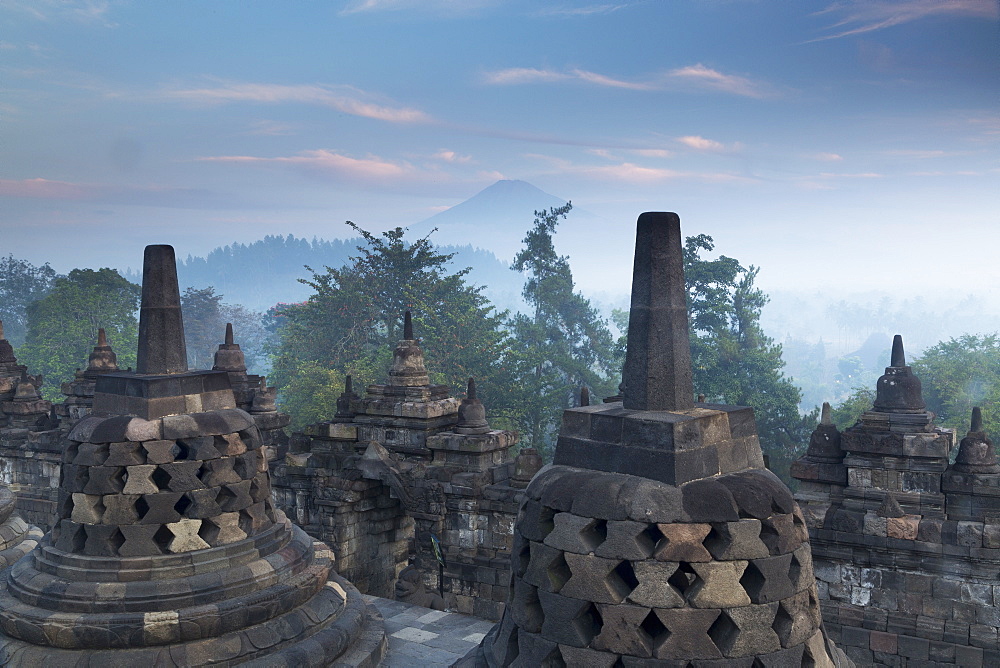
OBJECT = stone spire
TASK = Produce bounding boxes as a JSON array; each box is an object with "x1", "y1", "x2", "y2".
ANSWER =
[
  {"x1": 212, "y1": 322, "x2": 247, "y2": 373},
  {"x1": 805, "y1": 402, "x2": 844, "y2": 463},
  {"x1": 455, "y1": 377, "x2": 489, "y2": 434},
  {"x1": 335, "y1": 374, "x2": 358, "y2": 419},
  {"x1": 580, "y1": 385, "x2": 590, "y2": 407},
  {"x1": 0, "y1": 320, "x2": 16, "y2": 364},
  {"x1": 952, "y1": 406, "x2": 1000, "y2": 474},
  {"x1": 84, "y1": 328, "x2": 118, "y2": 376},
  {"x1": 467, "y1": 212, "x2": 849, "y2": 667},
  {"x1": 387, "y1": 310, "x2": 430, "y2": 386},
  {"x1": 873, "y1": 334, "x2": 925, "y2": 413},
  {"x1": 621, "y1": 212, "x2": 694, "y2": 411},
  {"x1": 136, "y1": 244, "x2": 188, "y2": 375}
]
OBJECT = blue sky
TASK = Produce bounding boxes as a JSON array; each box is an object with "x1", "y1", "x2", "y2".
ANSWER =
[{"x1": 1, "y1": 0, "x2": 997, "y2": 299}]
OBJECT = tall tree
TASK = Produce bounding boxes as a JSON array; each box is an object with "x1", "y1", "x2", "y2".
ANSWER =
[
  {"x1": 507, "y1": 204, "x2": 617, "y2": 456},
  {"x1": 17, "y1": 268, "x2": 140, "y2": 400},
  {"x1": 271, "y1": 223, "x2": 511, "y2": 428},
  {"x1": 0, "y1": 255, "x2": 58, "y2": 346},
  {"x1": 181, "y1": 287, "x2": 224, "y2": 370}
]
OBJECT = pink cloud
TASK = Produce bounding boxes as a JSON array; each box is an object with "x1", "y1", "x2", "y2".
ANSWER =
[
  {"x1": 166, "y1": 81, "x2": 431, "y2": 124},
  {"x1": 667, "y1": 64, "x2": 770, "y2": 98},
  {"x1": 810, "y1": 0, "x2": 997, "y2": 42},
  {"x1": 198, "y1": 149, "x2": 422, "y2": 182}
]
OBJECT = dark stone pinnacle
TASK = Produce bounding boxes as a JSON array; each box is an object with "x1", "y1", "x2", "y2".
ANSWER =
[
  {"x1": 403, "y1": 311, "x2": 413, "y2": 340},
  {"x1": 890, "y1": 334, "x2": 905, "y2": 366},
  {"x1": 622, "y1": 212, "x2": 694, "y2": 412},
  {"x1": 136, "y1": 245, "x2": 188, "y2": 375}
]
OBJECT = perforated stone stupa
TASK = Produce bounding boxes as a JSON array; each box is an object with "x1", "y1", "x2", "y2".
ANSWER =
[
  {"x1": 462, "y1": 212, "x2": 850, "y2": 666},
  {"x1": 0, "y1": 245, "x2": 385, "y2": 665}
]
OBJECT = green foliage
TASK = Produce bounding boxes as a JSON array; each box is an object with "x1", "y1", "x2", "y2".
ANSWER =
[
  {"x1": 0, "y1": 255, "x2": 57, "y2": 346},
  {"x1": 682, "y1": 235, "x2": 808, "y2": 484},
  {"x1": 912, "y1": 334, "x2": 1000, "y2": 440},
  {"x1": 507, "y1": 204, "x2": 618, "y2": 457},
  {"x1": 830, "y1": 386, "x2": 876, "y2": 430},
  {"x1": 271, "y1": 223, "x2": 511, "y2": 423},
  {"x1": 279, "y1": 361, "x2": 347, "y2": 431},
  {"x1": 181, "y1": 287, "x2": 225, "y2": 370},
  {"x1": 17, "y1": 268, "x2": 140, "y2": 400}
]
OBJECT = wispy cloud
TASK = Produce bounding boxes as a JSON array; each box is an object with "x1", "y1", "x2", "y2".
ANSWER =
[
  {"x1": 525, "y1": 154, "x2": 751, "y2": 184},
  {"x1": 2, "y1": 0, "x2": 118, "y2": 26},
  {"x1": 483, "y1": 63, "x2": 772, "y2": 97},
  {"x1": 431, "y1": 149, "x2": 472, "y2": 163},
  {"x1": 677, "y1": 135, "x2": 741, "y2": 152},
  {"x1": 810, "y1": 152, "x2": 845, "y2": 161},
  {"x1": 532, "y1": 4, "x2": 631, "y2": 17},
  {"x1": 809, "y1": 0, "x2": 997, "y2": 42},
  {"x1": 340, "y1": 0, "x2": 499, "y2": 15},
  {"x1": 197, "y1": 149, "x2": 425, "y2": 182},
  {"x1": 0, "y1": 178, "x2": 222, "y2": 207},
  {"x1": 244, "y1": 120, "x2": 299, "y2": 136},
  {"x1": 165, "y1": 81, "x2": 432, "y2": 124}
]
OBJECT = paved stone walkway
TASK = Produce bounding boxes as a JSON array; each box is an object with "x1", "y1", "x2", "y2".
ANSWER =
[{"x1": 365, "y1": 596, "x2": 495, "y2": 667}]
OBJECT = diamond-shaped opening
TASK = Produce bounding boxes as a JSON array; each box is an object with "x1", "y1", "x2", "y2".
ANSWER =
[
  {"x1": 752, "y1": 658, "x2": 766, "y2": 668},
  {"x1": 216, "y1": 485, "x2": 239, "y2": 512},
  {"x1": 802, "y1": 636, "x2": 818, "y2": 668},
  {"x1": 640, "y1": 609, "x2": 670, "y2": 655},
  {"x1": 707, "y1": 610, "x2": 738, "y2": 656},
  {"x1": 668, "y1": 561, "x2": 699, "y2": 598},
  {"x1": 134, "y1": 496, "x2": 150, "y2": 520},
  {"x1": 771, "y1": 497, "x2": 786, "y2": 514},
  {"x1": 739, "y1": 561, "x2": 766, "y2": 602},
  {"x1": 546, "y1": 551, "x2": 571, "y2": 593},
  {"x1": 234, "y1": 454, "x2": 254, "y2": 480},
  {"x1": 56, "y1": 491, "x2": 73, "y2": 519},
  {"x1": 173, "y1": 441, "x2": 190, "y2": 460},
  {"x1": 153, "y1": 524, "x2": 174, "y2": 553},
  {"x1": 789, "y1": 553, "x2": 802, "y2": 588},
  {"x1": 263, "y1": 497, "x2": 276, "y2": 522},
  {"x1": 174, "y1": 494, "x2": 192, "y2": 516},
  {"x1": 151, "y1": 466, "x2": 171, "y2": 491},
  {"x1": 107, "y1": 527, "x2": 125, "y2": 555},
  {"x1": 540, "y1": 646, "x2": 566, "y2": 668},
  {"x1": 772, "y1": 601, "x2": 794, "y2": 646},
  {"x1": 249, "y1": 476, "x2": 268, "y2": 503},
  {"x1": 607, "y1": 560, "x2": 640, "y2": 601},
  {"x1": 69, "y1": 523, "x2": 87, "y2": 552},
  {"x1": 238, "y1": 508, "x2": 256, "y2": 535},
  {"x1": 199, "y1": 518, "x2": 221, "y2": 546},
  {"x1": 638, "y1": 523, "x2": 665, "y2": 556},
  {"x1": 579, "y1": 519, "x2": 608, "y2": 551},
  {"x1": 515, "y1": 541, "x2": 531, "y2": 577},
  {"x1": 504, "y1": 625, "x2": 520, "y2": 664},
  {"x1": 571, "y1": 602, "x2": 603, "y2": 646},
  {"x1": 517, "y1": 583, "x2": 544, "y2": 633},
  {"x1": 536, "y1": 505, "x2": 556, "y2": 540},
  {"x1": 68, "y1": 465, "x2": 89, "y2": 492},
  {"x1": 63, "y1": 443, "x2": 79, "y2": 464},
  {"x1": 701, "y1": 525, "x2": 727, "y2": 558},
  {"x1": 759, "y1": 520, "x2": 780, "y2": 555}
]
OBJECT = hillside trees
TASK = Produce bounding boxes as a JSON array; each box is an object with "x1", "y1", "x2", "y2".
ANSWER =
[
  {"x1": 507, "y1": 204, "x2": 618, "y2": 455},
  {"x1": 17, "y1": 268, "x2": 140, "y2": 400},
  {"x1": 270, "y1": 222, "x2": 511, "y2": 429},
  {"x1": 180, "y1": 286, "x2": 269, "y2": 372},
  {"x1": 0, "y1": 255, "x2": 57, "y2": 346}
]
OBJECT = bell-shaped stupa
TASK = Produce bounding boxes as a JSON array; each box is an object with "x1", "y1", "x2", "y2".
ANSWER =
[
  {"x1": 0, "y1": 245, "x2": 385, "y2": 665},
  {"x1": 462, "y1": 212, "x2": 850, "y2": 666}
]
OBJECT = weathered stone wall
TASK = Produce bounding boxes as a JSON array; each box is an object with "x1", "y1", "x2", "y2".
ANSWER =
[{"x1": 0, "y1": 428, "x2": 62, "y2": 530}]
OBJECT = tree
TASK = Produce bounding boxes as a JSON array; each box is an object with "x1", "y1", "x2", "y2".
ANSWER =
[
  {"x1": 0, "y1": 255, "x2": 57, "y2": 346},
  {"x1": 181, "y1": 286, "x2": 271, "y2": 374},
  {"x1": 507, "y1": 204, "x2": 618, "y2": 456},
  {"x1": 17, "y1": 269, "x2": 140, "y2": 400},
  {"x1": 271, "y1": 223, "x2": 511, "y2": 425},
  {"x1": 912, "y1": 334, "x2": 1000, "y2": 442},
  {"x1": 831, "y1": 386, "x2": 876, "y2": 430},
  {"x1": 613, "y1": 234, "x2": 808, "y2": 483}
]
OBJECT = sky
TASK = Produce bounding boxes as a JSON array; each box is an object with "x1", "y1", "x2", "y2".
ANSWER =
[{"x1": 1, "y1": 0, "x2": 998, "y2": 304}]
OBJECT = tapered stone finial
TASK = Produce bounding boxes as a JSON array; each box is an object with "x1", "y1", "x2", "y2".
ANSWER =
[
  {"x1": 0, "y1": 320, "x2": 15, "y2": 363},
  {"x1": 97, "y1": 328, "x2": 107, "y2": 347},
  {"x1": 971, "y1": 406, "x2": 983, "y2": 433},
  {"x1": 225, "y1": 322, "x2": 234, "y2": 345},
  {"x1": 404, "y1": 311, "x2": 413, "y2": 340},
  {"x1": 335, "y1": 374, "x2": 358, "y2": 419},
  {"x1": 0, "y1": 320, "x2": 6, "y2": 340},
  {"x1": 580, "y1": 386, "x2": 590, "y2": 407},
  {"x1": 622, "y1": 212, "x2": 694, "y2": 412},
  {"x1": 456, "y1": 377, "x2": 489, "y2": 434},
  {"x1": 135, "y1": 245, "x2": 188, "y2": 375},
  {"x1": 86, "y1": 327, "x2": 118, "y2": 374},
  {"x1": 890, "y1": 334, "x2": 905, "y2": 367},
  {"x1": 873, "y1": 334, "x2": 924, "y2": 412},
  {"x1": 821, "y1": 401, "x2": 832, "y2": 425}
]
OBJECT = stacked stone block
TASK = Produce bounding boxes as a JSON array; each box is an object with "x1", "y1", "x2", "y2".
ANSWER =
[
  {"x1": 793, "y1": 337, "x2": 1000, "y2": 666},
  {"x1": 464, "y1": 212, "x2": 849, "y2": 666}
]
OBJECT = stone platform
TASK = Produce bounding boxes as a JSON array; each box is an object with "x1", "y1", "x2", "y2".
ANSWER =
[{"x1": 367, "y1": 596, "x2": 495, "y2": 667}]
